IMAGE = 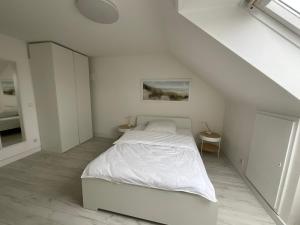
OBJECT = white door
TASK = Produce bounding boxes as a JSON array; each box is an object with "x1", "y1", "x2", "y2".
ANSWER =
[
  {"x1": 52, "y1": 44, "x2": 79, "y2": 152},
  {"x1": 73, "y1": 52, "x2": 93, "y2": 143},
  {"x1": 246, "y1": 113, "x2": 294, "y2": 211}
]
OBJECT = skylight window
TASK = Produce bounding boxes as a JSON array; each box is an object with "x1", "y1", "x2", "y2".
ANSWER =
[
  {"x1": 250, "y1": 0, "x2": 300, "y2": 36},
  {"x1": 278, "y1": 0, "x2": 300, "y2": 14}
]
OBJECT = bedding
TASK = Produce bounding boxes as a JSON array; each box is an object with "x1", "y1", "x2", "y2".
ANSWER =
[
  {"x1": 144, "y1": 120, "x2": 176, "y2": 134},
  {"x1": 114, "y1": 130, "x2": 195, "y2": 150},
  {"x1": 134, "y1": 125, "x2": 191, "y2": 136},
  {"x1": 81, "y1": 130, "x2": 217, "y2": 202},
  {"x1": 0, "y1": 110, "x2": 20, "y2": 131},
  {"x1": 0, "y1": 111, "x2": 19, "y2": 118}
]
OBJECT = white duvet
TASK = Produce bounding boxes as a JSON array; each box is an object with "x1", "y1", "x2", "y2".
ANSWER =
[{"x1": 81, "y1": 130, "x2": 217, "y2": 202}]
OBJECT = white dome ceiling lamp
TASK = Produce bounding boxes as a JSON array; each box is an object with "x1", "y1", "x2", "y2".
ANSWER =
[{"x1": 76, "y1": 0, "x2": 119, "y2": 24}]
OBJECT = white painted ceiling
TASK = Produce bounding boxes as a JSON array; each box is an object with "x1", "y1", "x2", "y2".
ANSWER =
[
  {"x1": 0, "y1": 0, "x2": 299, "y2": 116},
  {"x1": 0, "y1": 0, "x2": 166, "y2": 56},
  {"x1": 0, "y1": 61, "x2": 7, "y2": 71},
  {"x1": 0, "y1": 59, "x2": 11, "y2": 74},
  {"x1": 161, "y1": 0, "x2": 300, "y2": 116}
]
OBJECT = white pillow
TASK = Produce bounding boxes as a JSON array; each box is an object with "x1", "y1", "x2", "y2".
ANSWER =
[{"x1": 144, "y1": 120, "x2": 177, "y2": 134}]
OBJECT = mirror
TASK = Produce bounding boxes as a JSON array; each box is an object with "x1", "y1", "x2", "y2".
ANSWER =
[{"x1": 0, "y1": 58, "x2": 25, "y2": 148}]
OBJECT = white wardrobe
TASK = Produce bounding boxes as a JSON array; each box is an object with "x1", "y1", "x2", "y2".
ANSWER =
[
  {"x1": 246, "y1": 112, "x2": 296, "y2": 213},
  {"x1": 29, "y1": 42, "x2": 93, "y2": 152}
]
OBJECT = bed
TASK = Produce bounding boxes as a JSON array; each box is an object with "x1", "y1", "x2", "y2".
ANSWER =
[
  {"x1": 0, "y1": 111, "x2": 20, "y2": 132},
  {"x1": 81, "y1": 115, "x2": 218, "y2": 225}
]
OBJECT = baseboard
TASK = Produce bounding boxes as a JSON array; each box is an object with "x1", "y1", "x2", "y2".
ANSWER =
[
  {"x1": 0, "y1": 146, "x2": 41, "y2": 167},
  {"x1": 223, "y1": 152, "x2": 286, "y2": 225}
]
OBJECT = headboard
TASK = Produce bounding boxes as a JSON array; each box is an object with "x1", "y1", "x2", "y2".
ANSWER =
[{"x1": 136, "y1": 115, "x2": 192, "y2": 129}]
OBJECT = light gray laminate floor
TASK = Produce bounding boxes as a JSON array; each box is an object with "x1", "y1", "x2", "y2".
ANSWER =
[{"x1": 0, "y1": 138, "x2": 275, "y2": 225}]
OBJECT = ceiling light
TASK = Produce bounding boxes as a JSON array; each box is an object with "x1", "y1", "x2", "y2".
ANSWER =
[{"x1": 76, "y1": 0, "x2": 119, "y2": 24}]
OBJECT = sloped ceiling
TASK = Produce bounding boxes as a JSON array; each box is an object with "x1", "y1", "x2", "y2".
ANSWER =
[
  {"x1": 0, "y1": 0, "x2": 299, "y2": 116},
  {"x1": 174, "y1": 0, "x2": 300, "y2": 100},
  {"x1": 0, "y1": 0, "x2": 166, "y2": 56},
  {"x1": 160, "y1": 0, "x2": 300, "y2": 116}
]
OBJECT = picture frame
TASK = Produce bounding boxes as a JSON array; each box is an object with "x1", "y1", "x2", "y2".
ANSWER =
[
  {"x1": 1, "y1": 79, "x2": 15, "y2": 96},
  {"x1": 141, "y1": 79, "x2": 191, "y2": 102}
]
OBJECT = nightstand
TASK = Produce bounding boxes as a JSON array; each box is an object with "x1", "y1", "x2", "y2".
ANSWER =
[
  {"x1": 118, "y1": 124, "x2": 135, "y2": 133},
  {"x1": 199, "y1": 132, "x2": 222, "y2": 158}
]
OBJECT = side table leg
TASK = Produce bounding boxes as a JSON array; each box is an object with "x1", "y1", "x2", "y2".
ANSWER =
[{"x1": 218, "y1": 142, "x2": 221, "y2": 159}]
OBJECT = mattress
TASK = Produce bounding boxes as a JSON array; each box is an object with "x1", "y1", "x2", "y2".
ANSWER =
[
  {"x1": 0, "y1": 111, "x2": 19, "y2": 118},
  {"x1": 81, "y1": 129, "x2": 217, "y2": 202}
]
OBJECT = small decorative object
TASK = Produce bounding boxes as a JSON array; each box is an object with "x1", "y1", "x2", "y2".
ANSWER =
[
  {"x1": 1, "y1": 79, "x2": 15, "y2": 95},
  {"x1": 119, "y1": 116, "x2": 136, "y2": 134},
  {"x1": 118, "y1": 124, "x2": 133, "y2": 133},
  {"x1": 142, "y1": 79, "x2": 190, "y2": 102},
  {"x1": 126, "y1": 116, "x2": 136, "y2": 128},
  {"x1": 201, "y1": 121, "x2": 212, "y2": 135}
]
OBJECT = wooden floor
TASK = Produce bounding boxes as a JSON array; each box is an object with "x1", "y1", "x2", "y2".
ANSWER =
[{"x1": 0, "y1": 138, "x2": 275, "y2": 225}]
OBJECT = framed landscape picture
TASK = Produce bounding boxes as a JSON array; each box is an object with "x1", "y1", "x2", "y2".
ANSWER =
[
  {"x1": 1, "y1": 79, "x2": 15, "y2": 95},
  {"x1": 142, "y1": 79, "x2": 190, "y2": 102}
]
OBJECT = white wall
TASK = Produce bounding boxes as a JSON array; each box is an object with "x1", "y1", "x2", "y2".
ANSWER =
[
  {"x1": 222, "y1": 101, "x2": 256, "y2": 174},
  {"x1": 91, "y1": 54, "x2": 225, "y2": 139},
  {"x1": 0, "y1": 33, "x2": 41, "y2": 166},
  {"x1": 177, "y1": 0, "x2": 300, "y2": 100},
  {"x1": 223, "y1": 100, "x2": 300, "y2": 225},
  {"x1": 162, "y1": 0, "x2": 300, "y2": 118}
]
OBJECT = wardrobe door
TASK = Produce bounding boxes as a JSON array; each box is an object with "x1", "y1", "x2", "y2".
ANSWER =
[
  {"x1": 29, "y1": 43, "x2": 61, "y2": 152},
  {"x1": 246, "y1": 113, "x2": 294, "y2": 211},
  {"x1": 52, "y1": 44, "x2": 79, "y2": 152},
  {"x1": 73, "y1": 52, "x2": 93, "y2": 143}
]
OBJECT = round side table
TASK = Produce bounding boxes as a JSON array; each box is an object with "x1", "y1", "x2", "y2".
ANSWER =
[
  {"x1": 199, "y1": 132, "x2": 222, "y2": 158},
  {"x1": 118, "y1": 124, "x2": 135, "y2": 133}
]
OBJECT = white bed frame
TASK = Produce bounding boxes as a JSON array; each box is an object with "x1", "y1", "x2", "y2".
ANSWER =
[
  {"x1": 0, "y1": 116, "x2": 21, "y2": 132},
  {"x1": 82, "y1": 115, "x2": 218, "y2": 225}
]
